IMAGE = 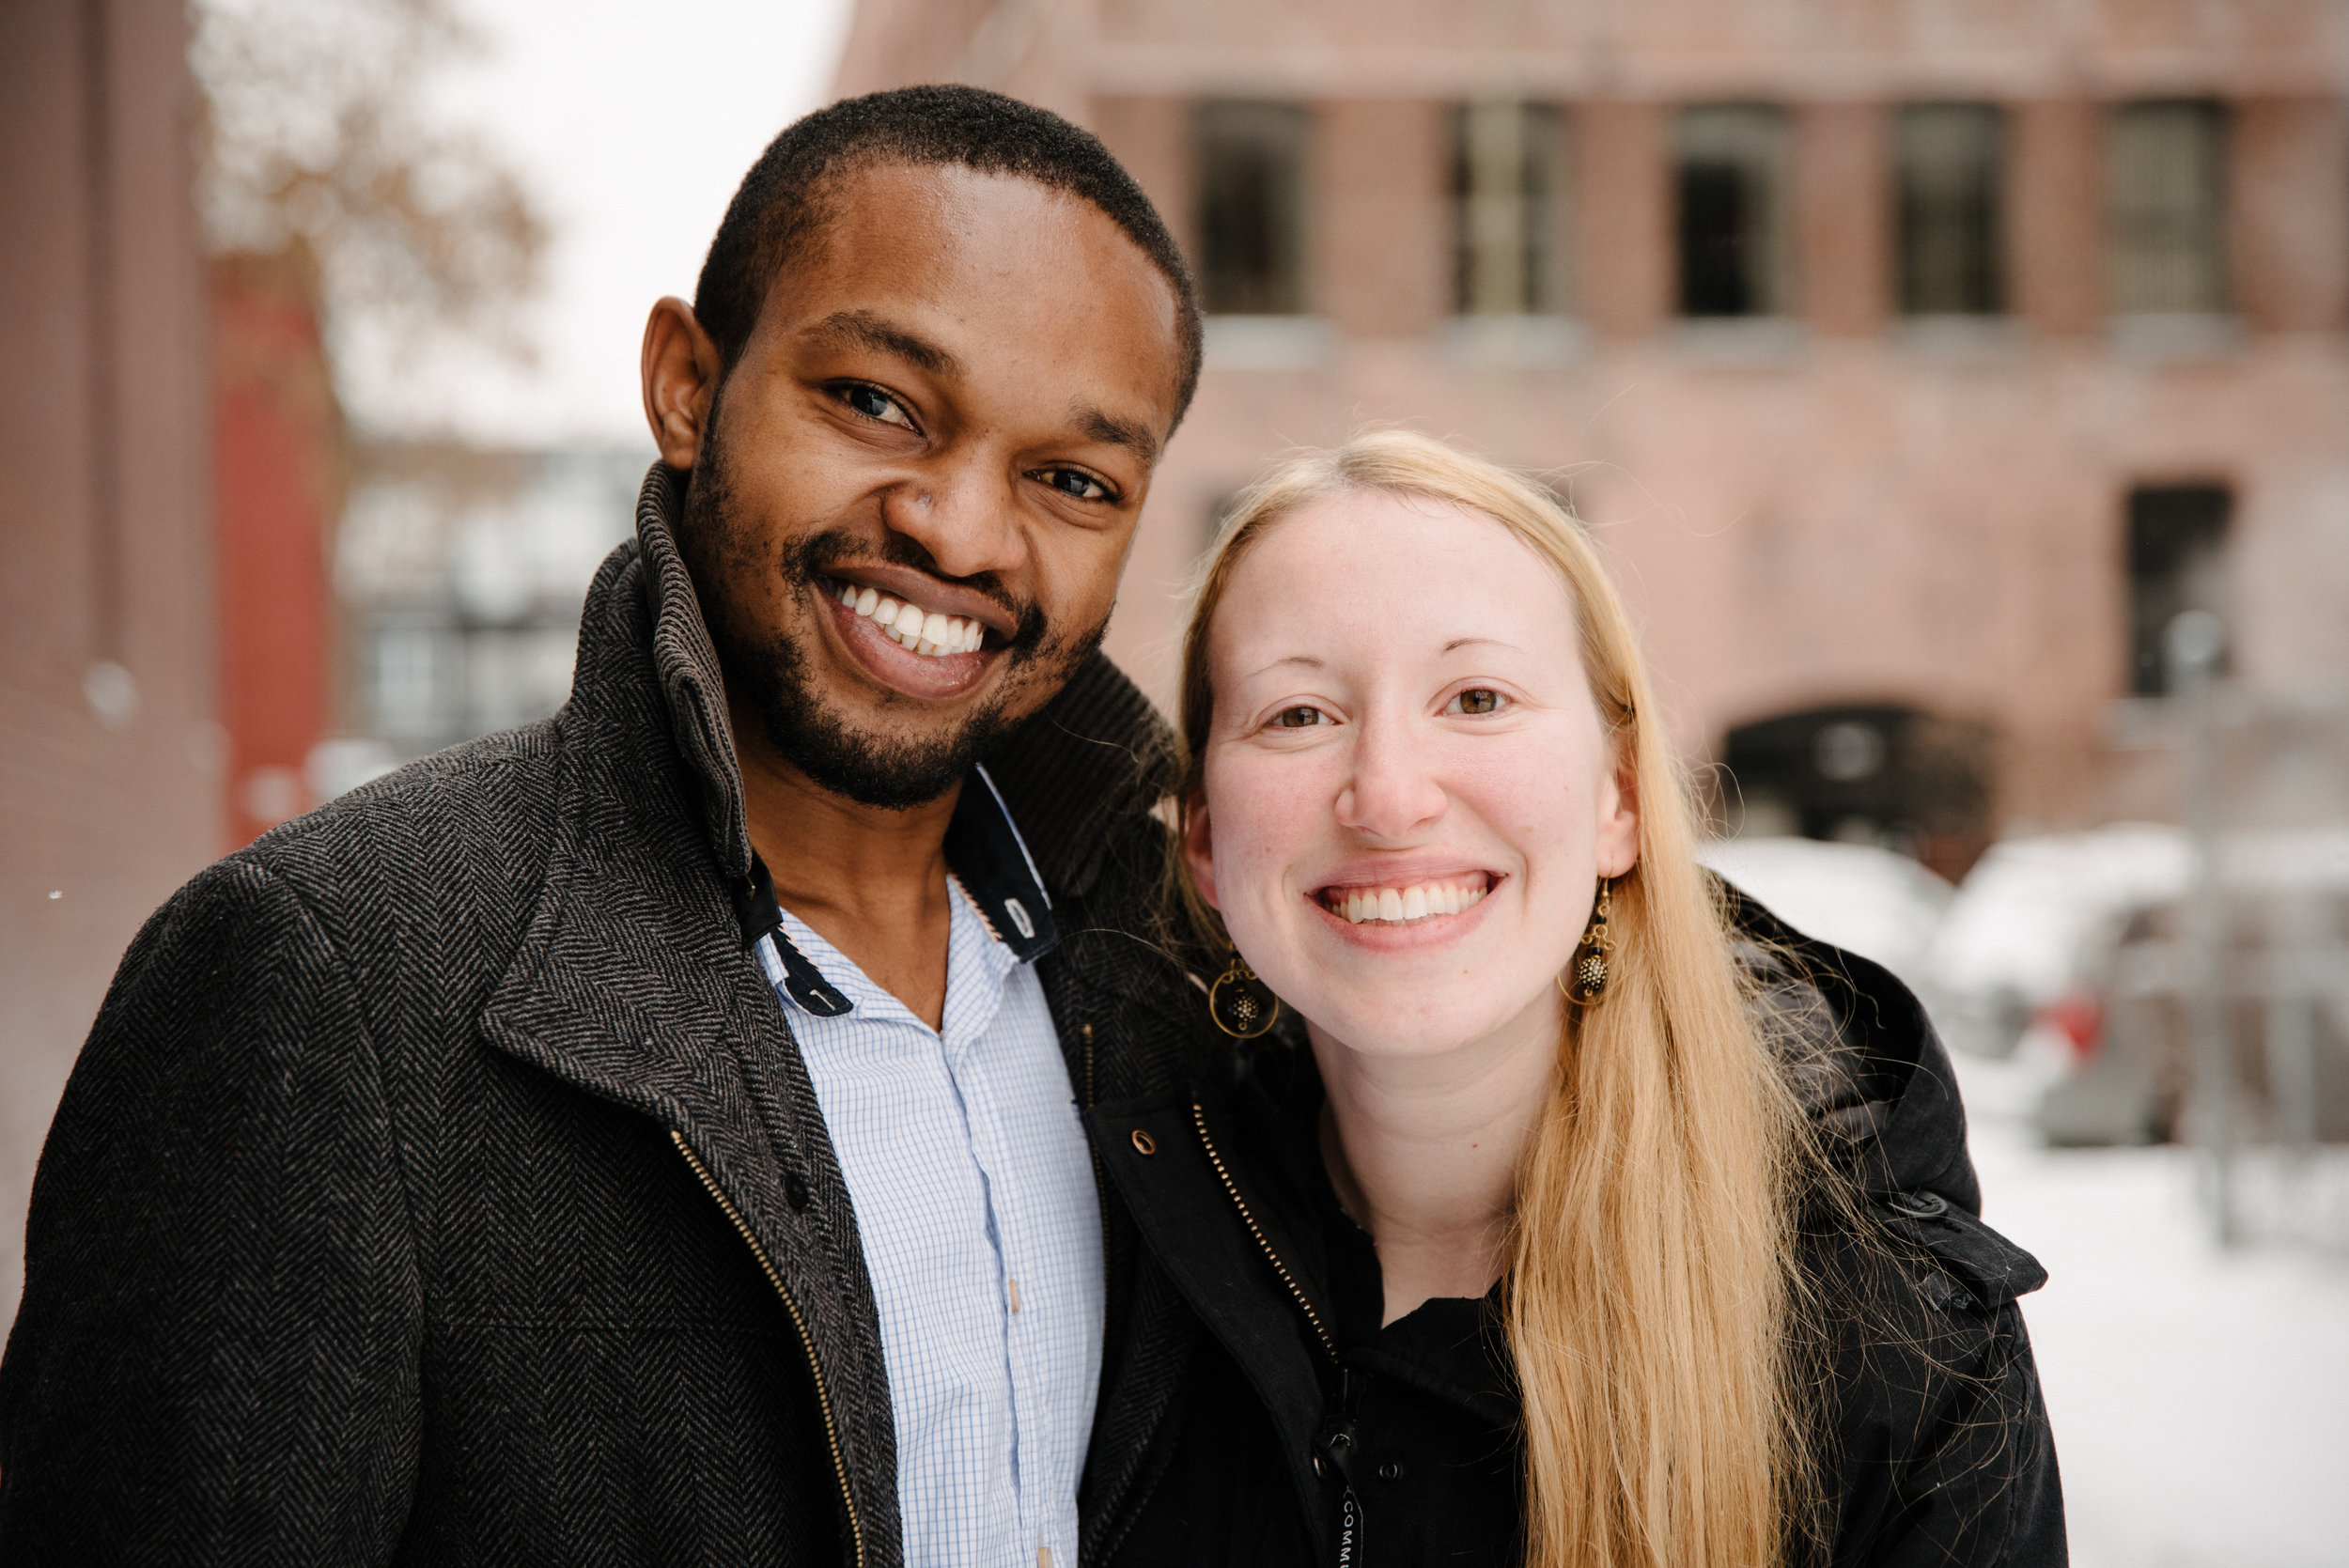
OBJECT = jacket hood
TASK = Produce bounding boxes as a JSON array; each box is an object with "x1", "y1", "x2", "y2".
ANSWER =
[{"x1": 1719, "y1": 881, "x2": 1981, "y2": 1211}]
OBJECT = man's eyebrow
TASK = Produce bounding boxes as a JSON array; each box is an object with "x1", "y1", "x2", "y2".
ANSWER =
[
  {"x1": 1079, "y1": 407, "x2": 1160, "y2": 465},
  {"x1": 805, "y1": 310, "x2": 960, "y2": 378}
]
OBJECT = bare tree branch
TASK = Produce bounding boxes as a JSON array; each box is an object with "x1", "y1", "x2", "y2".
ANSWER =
[{"x1": 193, "y1": 0, "x2": 547, "y2": 368}]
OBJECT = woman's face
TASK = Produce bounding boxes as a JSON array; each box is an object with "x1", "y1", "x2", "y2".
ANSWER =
[{"x1": 1188, "y1": 489, "x2": 1639, "y2": 1060}]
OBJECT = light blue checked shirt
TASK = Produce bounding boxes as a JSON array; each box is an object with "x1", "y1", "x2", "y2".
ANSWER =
[{"x1": 756, "y1": 866, "x2": 1101, "y2": 1568}]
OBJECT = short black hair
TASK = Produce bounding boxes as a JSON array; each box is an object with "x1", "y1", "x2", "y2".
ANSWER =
[{"x1": 693, "y1": 85, "x2": 1204, "y2": 430}]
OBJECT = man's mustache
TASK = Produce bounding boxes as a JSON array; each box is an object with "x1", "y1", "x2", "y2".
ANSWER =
[{"x1": 786, "y1": 527, "x2": 1050, "y2": 654}]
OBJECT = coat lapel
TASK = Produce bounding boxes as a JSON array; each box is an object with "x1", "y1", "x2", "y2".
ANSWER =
[{"x1": 475, "y1": 465, "x2": 903, "y2": 1565}]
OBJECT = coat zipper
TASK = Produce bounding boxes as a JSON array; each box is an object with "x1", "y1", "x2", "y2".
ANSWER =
[
  {"x1": 1190, "y1": 1101, "x2": 1362, "y2": 1564},
  {"x1": 671, "y1": 1130, "x2": 865, "y2": 1568},
  {"x1": 1189, "y1": 1101, "x2": 1338, "y2": 1363}
]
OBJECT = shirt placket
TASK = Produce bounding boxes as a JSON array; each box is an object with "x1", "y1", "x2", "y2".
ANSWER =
[{"x1": 941, "y1": 895, "x2": 1048, "y2": 1567}]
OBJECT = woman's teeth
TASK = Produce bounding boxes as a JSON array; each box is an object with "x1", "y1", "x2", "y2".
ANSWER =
[
  {"x1": 1325, "y1": 877, "x2": 1489, "y2": 925},
  {"x1": 830, "y1": 578, "x2": 988, "y2": 658}
]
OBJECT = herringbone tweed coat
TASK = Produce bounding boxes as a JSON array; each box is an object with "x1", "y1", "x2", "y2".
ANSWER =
[{"x1": 0, "y1": 465, "x2": 1211, "y2": 1567}]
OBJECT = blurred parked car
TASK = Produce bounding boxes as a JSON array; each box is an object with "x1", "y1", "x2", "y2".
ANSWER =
[{"x1": 1928, "y1": 826, "x2": 2349, "y2": 1145}]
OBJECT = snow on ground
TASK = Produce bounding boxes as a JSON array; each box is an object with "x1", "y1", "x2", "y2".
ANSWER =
[{"x1": 1954, "y1": 1051, "x2": 2349, "y2": 1568}]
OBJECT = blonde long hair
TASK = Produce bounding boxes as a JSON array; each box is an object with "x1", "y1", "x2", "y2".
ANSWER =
[{"x1": 1175, "y1": 429, "x2": 1816, "y2": 1568}]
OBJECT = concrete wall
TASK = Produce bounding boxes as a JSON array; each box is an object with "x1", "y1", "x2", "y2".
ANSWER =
[
  {"x1": 835, "y1": 0, "x2": 2349, "y2": 837},
  {"x1": 0, "y1": 0, "x2": 218, "y2": 1327}
]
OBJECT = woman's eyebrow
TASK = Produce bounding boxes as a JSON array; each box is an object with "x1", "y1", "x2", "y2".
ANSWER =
[
  {"x1": 1441, "y1": 636, "x2": 1522, "y2": 654},
  {"x1": 1241, "y1": 654, "x2": 1324, "y2": 680}
]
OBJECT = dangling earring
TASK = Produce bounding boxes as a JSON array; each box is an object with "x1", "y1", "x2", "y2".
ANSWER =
[
  {"x1": 1208, "y1": 949, "x2": 1282, "y2": 1039},
  {"x1": 1562, "y1": 877, "x2": 1614, "y2": 1006}
]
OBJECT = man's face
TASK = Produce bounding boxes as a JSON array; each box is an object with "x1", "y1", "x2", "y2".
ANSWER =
[{"x1": 669, "y1": 162, "x2": 1185, "y2": 810}]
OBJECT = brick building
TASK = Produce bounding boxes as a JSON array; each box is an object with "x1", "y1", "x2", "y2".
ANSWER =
[
  {"x1": 0, "y1": 0, "x2": 217, "y2": 1321},
  {"x1": 836, "y1": 0, "x2": 2349, "y2": 872}
]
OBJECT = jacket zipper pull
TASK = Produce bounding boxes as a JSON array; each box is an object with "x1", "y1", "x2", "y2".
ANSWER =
[
  {"x1": 1316, "y1": 1392, "x2": 1365, "y2": 1567},
  {"x1": 1334, "y1": 1484, "x2": 1364, "y2": 1567}
]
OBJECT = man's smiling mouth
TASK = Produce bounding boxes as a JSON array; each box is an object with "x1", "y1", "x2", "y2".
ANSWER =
[
  {"x1": 1315, "y1": 873, "x2": 1493, "y2": 926},
  {"x1": 824, "y1": 575, "x2": 991, "y2": 659}
]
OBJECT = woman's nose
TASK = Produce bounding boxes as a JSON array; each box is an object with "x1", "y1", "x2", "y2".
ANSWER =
[{"x1": 1334, "y1": 718, "x2": 1447, "y2": 841}]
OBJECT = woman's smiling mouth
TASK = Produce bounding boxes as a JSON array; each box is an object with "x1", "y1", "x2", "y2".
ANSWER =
[{"x1": 1315, "y1": 872, "x2": 1493, "y2": 926}]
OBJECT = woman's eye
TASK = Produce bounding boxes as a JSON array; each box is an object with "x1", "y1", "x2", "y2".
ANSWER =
[
  {"x1": 1037, "y1": 467, "x2": 1111, "y2": 502},
  {"x1": 1271, "y1": 706, "x2": 1329, "y2": 729},
  {"x1": 1447, "y1": 688, "x2": 1504, "y2": 716},
  {"x1": 842, "y1": 383, "x2": 915, "y2": 429}
]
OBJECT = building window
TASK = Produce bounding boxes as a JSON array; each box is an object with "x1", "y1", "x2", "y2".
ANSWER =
[
  {"x1": 1897, "y1": 103, "x2": 2005, "y2": 315},
  {"x1": 2109, "y1": 101, "x2": 2229, "y2": 315},
  {"x1": 1454, "y1": 101, "x2": 1563, "y2": 316},
  {"x1": 1675, "y1": 105, "x2": 1790, "y2": 318},
  {"x1": 1196, "y1": 101, "x2": 1310, "y2": 315},
  {"x1": 2127, "y1": 484, "x2": 2232, "y2": 695},
  {"x1": 372, "y1": 622, "x2": 452, "y2": 742}
]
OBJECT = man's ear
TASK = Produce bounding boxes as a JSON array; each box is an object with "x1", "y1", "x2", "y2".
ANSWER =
[
  {"x1": 642, "y1": 297, "x2": 723, "y2": 470},
  {"x1": 1595, "y1": 739, "x2": 1641, "y2": 880},
  {"x1": 1181, "y1": 793, "x2": 1221, "y2": 911}
]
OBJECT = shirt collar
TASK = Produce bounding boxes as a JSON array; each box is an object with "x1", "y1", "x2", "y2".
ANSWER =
[{"x1": 728, "y1": 763, "x2": 1059, "y2": 1017}]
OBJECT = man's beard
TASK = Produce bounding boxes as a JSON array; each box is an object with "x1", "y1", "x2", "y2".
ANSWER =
[{"x1": 676, "y1": 411, "x2": 1108, "y2": 812}]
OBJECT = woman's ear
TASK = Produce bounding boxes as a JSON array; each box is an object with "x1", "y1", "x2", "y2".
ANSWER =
[
  {"x1": 1595, "y1": 741, "x2": 1641, "y2": 879},
  {"x1": 1181, "y1": 793, "x2": 1221, "y2": 910}
]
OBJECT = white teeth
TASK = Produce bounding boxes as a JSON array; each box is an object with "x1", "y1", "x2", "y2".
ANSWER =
[
  {"x1": 830, "y1": 579, "x2": 988, "y2": 660},
  {"x1": 1330, "y1": 877, "x2": 1490, "y2": 926}
]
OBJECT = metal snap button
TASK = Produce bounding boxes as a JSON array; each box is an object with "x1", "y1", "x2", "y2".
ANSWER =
[
  {"x1": 1377, "y1": 1461, "x2": 1402, "y2": 1483},
  {"x1": 1130, "y1": 1128, "x2": 1157, "y2": 1156},
  {"x1": 1312, "y1": 1452, "x2": 1330, "y2": 1480},
  {"x1": 1889, "y1": 1189, "x2": 1949, "y2": 1219}
]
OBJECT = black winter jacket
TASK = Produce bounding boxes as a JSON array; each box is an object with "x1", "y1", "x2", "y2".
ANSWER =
[
  {"x1": 1087, "y1": 900, "x2": 2067, "y2": 1567},
  {"x1": 0, "y1": 465, "x2": 1216, "y2": 1566}
]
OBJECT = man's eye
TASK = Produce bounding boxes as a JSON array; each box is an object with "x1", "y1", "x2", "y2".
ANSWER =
[
  {"x1": 1447, "y1": 689, "x2": 1504, "y2": 716},
  {"x1": 842, "y1": 384, "x2": 915, "y2": 429},
  {"x1": 1037, "y1": 467, "x2": 1111, "y2": 502},
  {"x1": 1272, "y1": 706, "x2": 1329, "y2": 729}
]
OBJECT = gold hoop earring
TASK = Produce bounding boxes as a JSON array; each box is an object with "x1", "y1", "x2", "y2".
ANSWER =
[
  {"x1": 1208, "y1": 950, "x2": 1282, "y2": 1039},
  {"x1": 1562, "y1": 877, "x2": 1614, "y2": 1006}
]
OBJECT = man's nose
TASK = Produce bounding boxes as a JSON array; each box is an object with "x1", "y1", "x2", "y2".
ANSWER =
[
  {"x1": 1334, "y1": 714, "x2": 1447, "y2": 842},
  {"x1": 877, "y1": 458, "x2": 1025, "y2": 582}
]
